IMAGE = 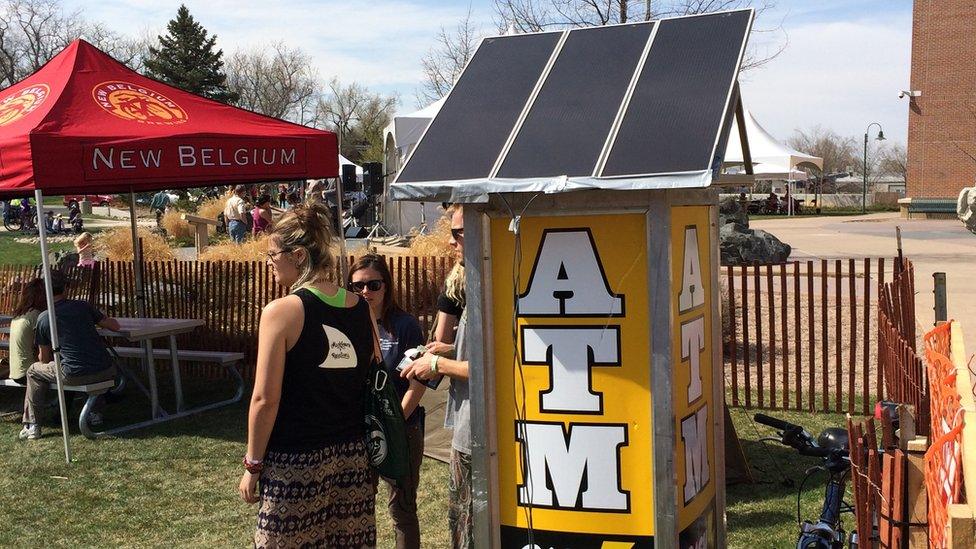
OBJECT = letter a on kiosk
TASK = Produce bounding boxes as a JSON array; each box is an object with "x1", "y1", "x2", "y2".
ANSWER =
[{"x1": 390, "y1": 9, "x2": 754, "y2": 548}]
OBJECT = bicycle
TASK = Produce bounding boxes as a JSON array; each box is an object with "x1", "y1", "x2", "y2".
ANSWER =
[{"x1": 754, "y1": 413, "x2": 858, "y2": 549}]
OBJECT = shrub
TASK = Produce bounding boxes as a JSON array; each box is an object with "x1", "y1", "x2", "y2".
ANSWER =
[
  {"x1": 198, "y1": 191, "x2": 233, "y2": 223},
  {"x1": 408, "y1": 215, "x2": 454, "y2": 257},
  {"x1": 95, "y1": 227, "x2": 175, "y2": 261},
  {"x1": 198, "y1": 235, "x2": 270, "y2": 262},
  {"x1": 160, "y1": 210, "x2": 194, "y2": 240}
]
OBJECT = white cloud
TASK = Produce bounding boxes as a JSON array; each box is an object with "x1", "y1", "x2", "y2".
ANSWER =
[{"x1": 739, "y1": 11, "x2": 912, "y2": 145}]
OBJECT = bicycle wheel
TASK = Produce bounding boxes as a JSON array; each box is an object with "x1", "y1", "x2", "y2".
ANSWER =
[{"x1": 3, "y1": 216, "x2": 21, "y2": 231}]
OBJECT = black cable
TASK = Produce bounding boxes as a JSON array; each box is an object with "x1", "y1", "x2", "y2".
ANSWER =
[
  {"x1": 796, "y1": 466, "x2": 823, "y2": 527},
  {"x1": 498, "y1": 192, "x2": 541, "y2": 542}
]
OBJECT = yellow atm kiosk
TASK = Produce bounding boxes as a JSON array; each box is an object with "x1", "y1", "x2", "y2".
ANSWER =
[{"x1": 390, "y1": 10, "x2": 754, "y2": 548}]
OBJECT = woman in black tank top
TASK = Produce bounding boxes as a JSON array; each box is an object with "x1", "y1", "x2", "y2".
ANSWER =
[{"x1": 238, "y1": 202, "x2": 378, "y2": 548}]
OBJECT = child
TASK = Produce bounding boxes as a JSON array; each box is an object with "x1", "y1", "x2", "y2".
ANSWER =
[{"x1": 74, "y1": 232, "x2": 95, "y2": 268}]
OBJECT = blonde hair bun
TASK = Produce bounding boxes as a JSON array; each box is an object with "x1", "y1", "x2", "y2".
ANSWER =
[{"x1": 271, "y1": 200, "x2": 337, "y2": 290}]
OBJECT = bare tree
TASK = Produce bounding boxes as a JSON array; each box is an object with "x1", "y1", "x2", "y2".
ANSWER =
[
  {"x1": 416, "y1": 6, "x2": 480, "y2": 105},
  {"x1": 0, "y1": 0, "x2": 143, "y2": 87},
  {"x1": 492, "y1": 0, "x2": 786, "y2": 70},
  {"x1": 878, "y1": 142, "x2": 907, "y2": 181},
  {"x1": 319, "y1": 77, "x2": 398, "y2": 162},
  {"x1": 786, "y1": 126, "x2": 859, "y2": 176},
  {"x1": 226, "y1": 43, "x2": 321, "y2": 123}
]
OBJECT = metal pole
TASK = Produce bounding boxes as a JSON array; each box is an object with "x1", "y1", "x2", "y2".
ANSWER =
[
  {"x1": 934, "y1": 272, "x2": 947, "y2": 325},
  {"x1": 334, "y1": 177, "x2": 348, "y2": 283},
  {"x1": 863, "y1": 132, "x2": 868, "y2": 214},
  {"x1": 34, "y1": 189, "x2": 73, "y2": 464},
  {"x1": 128, "y1": 189, "x2": 146, "y2": 318}
]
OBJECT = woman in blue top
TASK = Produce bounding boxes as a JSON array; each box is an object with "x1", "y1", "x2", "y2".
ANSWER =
[
  {"x1": 348, "y1": 254, "x2": 426, "y2": 549},
  {"x1": 239, "y1": 202, "x2": 377, "y2": 548}
]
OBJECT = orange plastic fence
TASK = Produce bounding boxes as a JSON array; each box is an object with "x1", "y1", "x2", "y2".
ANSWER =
[{"x1": 923, "y1": 322, "x2": 964, "y2": 549}]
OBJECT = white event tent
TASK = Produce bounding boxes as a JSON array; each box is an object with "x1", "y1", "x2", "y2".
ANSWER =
[
  {"x1": 382, "y1": 98, "x2": 446, "y2": 235},
  {"x1": 724, "y1": 106, "x2": 823, "y2": 177}
]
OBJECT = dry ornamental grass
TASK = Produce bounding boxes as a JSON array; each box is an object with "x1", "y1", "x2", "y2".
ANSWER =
[
  {"x1": 94, "y1": 227, "x2": 174, "y2": 261},
  {"x1": 198, "y1": 235, "x2": 270, "y2": 262},
  {"x1": 160, "y1": 210, "x2": 194, "y2": 240}
]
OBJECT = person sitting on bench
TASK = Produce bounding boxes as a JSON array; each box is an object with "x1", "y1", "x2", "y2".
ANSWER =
[
  {"x1": 19, "y1": 271, "x2": 120, "y2": 441},
  {"x1": 7, "y1": 278, "x2": 47, "y2": 385}
]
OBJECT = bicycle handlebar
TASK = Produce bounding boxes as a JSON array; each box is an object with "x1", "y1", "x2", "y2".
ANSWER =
[{"x1": 754, "y1": 413, "x2": 800, "y2": 432}]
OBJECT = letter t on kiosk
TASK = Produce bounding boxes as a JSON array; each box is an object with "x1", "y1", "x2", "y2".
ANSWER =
[{"x1": 389, "y1": 10, "x2": 754, "y2": 547}]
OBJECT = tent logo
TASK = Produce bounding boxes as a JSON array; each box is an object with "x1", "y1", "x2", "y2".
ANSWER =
[
  {"x1": 0, "y1": 83, "x2": 49, "y2": 126},
  {"x1": 92, "y1": 81, "x2": 188, "y2": 125}
]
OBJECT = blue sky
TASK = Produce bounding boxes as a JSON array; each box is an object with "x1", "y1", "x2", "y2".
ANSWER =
[{"x1": 65, "y1": 0, "x2": 914, "y2": 145}]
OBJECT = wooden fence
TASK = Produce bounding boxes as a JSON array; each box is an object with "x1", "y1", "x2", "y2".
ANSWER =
[
  {"x1": 724, "y1": 258, "x2": 890, "y2": 416},
  {"x1": 0, "y1": 256, "x2": 454, "y2": 381},
  {"x1": 847, "y1": 411, "x2": 921, "y2": 548},
  {"x1": 878, "y1": 258, "x2": 928, "y2": 435}
]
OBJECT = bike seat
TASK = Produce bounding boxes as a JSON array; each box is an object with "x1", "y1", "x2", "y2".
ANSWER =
[{"x1": 817, "y1": 427, "x2": 849, "y2": 452}]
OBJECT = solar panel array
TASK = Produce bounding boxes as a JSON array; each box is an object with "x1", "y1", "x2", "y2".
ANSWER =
[{"x1": 395, "y1": 10, "x2": 753, "y2": 188}]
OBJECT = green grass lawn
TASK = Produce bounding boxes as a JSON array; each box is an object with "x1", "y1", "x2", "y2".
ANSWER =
[
  {"x1": 0, "y1": 369, "x2": 853, "y2": 547},
  {"x1": 0, "y1": 229, "x2": 76, "y2": 266},
  {"x1": 0, "y1": 378, "x2": 450, "y2": 547},
  {"x1": 726, "y1": 406, "x2": 855, "y2": 547}
]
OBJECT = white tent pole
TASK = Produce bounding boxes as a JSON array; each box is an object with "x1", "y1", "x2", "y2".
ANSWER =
[
  {"x1": 334, "y1": 178, "x2": 348, "y2": 283},
  {"x1": 128, "y1": 189, "x2": 146, "y2": 318},
  {"x1": 34, "y1": 189, "x2": 73, "y2": 464}
]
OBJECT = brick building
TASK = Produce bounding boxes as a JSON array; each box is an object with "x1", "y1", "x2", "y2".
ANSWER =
[{"x1": 907, "y1": 0, "x2": 976, "y2": 199}]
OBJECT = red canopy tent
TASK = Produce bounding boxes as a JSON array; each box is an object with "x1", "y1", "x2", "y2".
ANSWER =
[
  {"x1": 0, "y1": 40, "x2": 340, "y2": 463},
  {"x1": 0, "y1": 39, "x2": 338, "y2": 197}
]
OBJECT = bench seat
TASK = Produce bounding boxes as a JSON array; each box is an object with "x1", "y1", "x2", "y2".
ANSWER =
[
  {"x1": 0, "y1": 378, "x2": 114, "y2": 393},
  {"x1": 112, "y1": 347, "x2": 244, "y2": 365}
]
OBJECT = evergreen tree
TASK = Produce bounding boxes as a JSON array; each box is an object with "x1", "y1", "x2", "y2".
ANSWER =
[{"x1": 143, "y1": 5, "x2": 238, "y2": 103}]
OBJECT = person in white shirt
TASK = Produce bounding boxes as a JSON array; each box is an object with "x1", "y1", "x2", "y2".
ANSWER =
[{"x1": 225, "y1": 185, "x2": 249, "y2": 243}]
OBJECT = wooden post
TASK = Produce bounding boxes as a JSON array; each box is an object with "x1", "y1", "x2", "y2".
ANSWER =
[
  {"x1": 181, "y1": 213, "x2": 219, "y2": 255},
  {"x1": 946, "y1": 504, "x2": 976, "y2": 549},
  {"x1": 906, "y1": 436, "x2": 929, "y2": 548}
]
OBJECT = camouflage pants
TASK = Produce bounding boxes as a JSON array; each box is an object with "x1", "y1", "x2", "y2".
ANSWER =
[{"x1": 449, "y1": 449, "x2": 473, "y2": 549}]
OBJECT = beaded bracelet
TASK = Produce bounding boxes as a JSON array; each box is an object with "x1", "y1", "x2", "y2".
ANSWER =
[{"x1": 243, "y1": 456, "x2": 264, "y2": 474}]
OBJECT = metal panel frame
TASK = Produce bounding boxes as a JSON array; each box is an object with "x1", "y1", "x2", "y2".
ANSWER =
[{"x1": 390, "y1": 9, "x2": 755, "y2": 204}]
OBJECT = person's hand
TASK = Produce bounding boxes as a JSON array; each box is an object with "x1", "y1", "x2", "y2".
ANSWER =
[
  {"x1": 425, "y1": 341, "x2": 455, "y2": 356},
  {"x1": 239, "y1": 471, "x2": 260, "y2": 504},
  {"x1": 401, "y1": 352, "x2": 435, "y2": 381}
]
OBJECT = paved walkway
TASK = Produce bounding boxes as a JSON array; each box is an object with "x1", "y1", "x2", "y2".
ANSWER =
[{"x1": 752, "y1": 213, "x2": 976, "y2": 354}]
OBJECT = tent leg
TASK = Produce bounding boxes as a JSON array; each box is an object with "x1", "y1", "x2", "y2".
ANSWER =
[
  {"x1": 334, "y1": 178, "x2": 348, "y2": 282},
  {"x1": 129, "y1": 189, "x2": 146, "y2": 318},
  {"x1": 34, "y1": 189, "x2": 73, "y2": 464}
]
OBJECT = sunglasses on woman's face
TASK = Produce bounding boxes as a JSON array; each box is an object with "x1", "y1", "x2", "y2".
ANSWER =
[
  {"x1": 451, "y1": 228, "x2": 464, "y2": 240},
  {"x1": 349, "y1": 279, "x2": 384, "y2": 292}
]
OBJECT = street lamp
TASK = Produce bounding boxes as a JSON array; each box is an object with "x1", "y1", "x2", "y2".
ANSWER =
[{"x1": 863, "y1": 122, "x2": 886, "y2": 213}]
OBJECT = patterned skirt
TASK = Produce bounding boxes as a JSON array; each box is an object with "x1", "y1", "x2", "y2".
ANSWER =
[{"x1": 255, "y1": 439, "x2": 376, "y2": 548}]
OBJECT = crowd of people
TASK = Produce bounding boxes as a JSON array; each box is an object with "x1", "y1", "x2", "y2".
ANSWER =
[
  {"x1": 238, "y1": 202, "x2": 472, "y2": 548},
  {"x1": 6, "y1": 192, "x2": 469, "y2": 547}
]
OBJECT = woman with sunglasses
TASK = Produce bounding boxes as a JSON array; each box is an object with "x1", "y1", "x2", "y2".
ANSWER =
[
  {"x1": 347, "y1": 254, "x2": 426, "y2": 549},
  {"x1": 239, "y1": 201, "x2": 377, "y2": 548}
]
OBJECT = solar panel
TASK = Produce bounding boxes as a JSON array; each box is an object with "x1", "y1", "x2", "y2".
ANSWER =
[
  {"x1": 496, "y1": 23, "x2": 654, "y2": 179},
  {"x1": 390, "y1": 10, "x2": 753, "y2": 200},
  {"x1": 394, "y1": 32, "x2": 562, "y2": 183},
  {"x1": 601, "y1": 11, "x2": 752, "y2": 176}
]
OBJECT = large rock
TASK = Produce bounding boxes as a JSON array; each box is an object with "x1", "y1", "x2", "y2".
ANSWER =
[
  {"x1": 719, "y1": 197, "x2": 792, "y2": 265},
  {"x1": 719, "y1": 196, "x2": 750, "y2": 230},
  {"x1": 958, "y1": 187, "x2": 976, "y2": 234}
]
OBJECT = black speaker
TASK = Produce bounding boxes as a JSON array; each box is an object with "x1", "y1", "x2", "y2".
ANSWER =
[
  {"x1": 345, "y1": 226, "x2": 368, "y2": 238},
  {"x1": 362, "y1": 162, "x2": 384, "y2": 195},
  {"x1": 341, "y1": 164, "x2": 359, "y2": 192}
]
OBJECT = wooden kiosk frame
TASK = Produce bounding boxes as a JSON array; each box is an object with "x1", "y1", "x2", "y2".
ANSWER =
[{"x1": 389, "y1": 10, "x2": 755, "y2": 547}]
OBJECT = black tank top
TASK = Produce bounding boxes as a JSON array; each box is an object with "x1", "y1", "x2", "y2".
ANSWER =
[{"x1": 266, "y1": 288, "x2": 374, "y2": 452}]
